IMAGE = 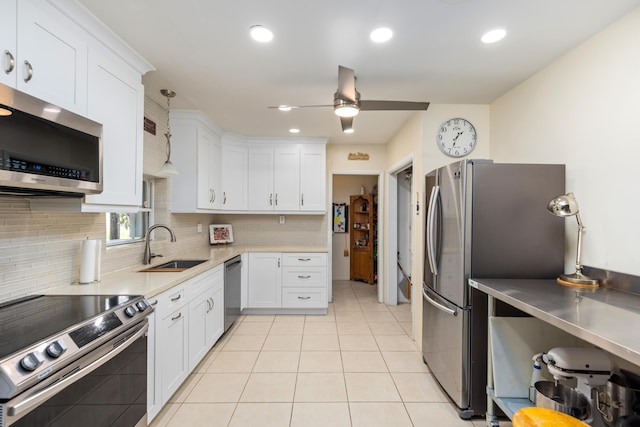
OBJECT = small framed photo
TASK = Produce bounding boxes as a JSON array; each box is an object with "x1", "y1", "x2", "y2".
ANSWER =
[{"x1": 209, "y1": 224, "x2": 234, "y2": 244}]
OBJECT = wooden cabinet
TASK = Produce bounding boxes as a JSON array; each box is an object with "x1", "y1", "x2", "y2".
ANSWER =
[
  {"x1": 170, "y1": 111, "x2": 224, "y2": 212},
  {"x1": 350, "y1": 194, "x2": 377, "y2": 284},
  {"x1": 83, "y1": 44, "x2": 144, "y2": 209},
  {"x1": 187, "y1": 266, "x2": 224, "y2": 371},
  {"x1": 13, "y1": 0, "x2": 88, "y2": 115},
  {"x1": 221, "y1": 141, "x2": 248, "y2": 210},
  {"x1": 245, "y1": 252, "x2": 328, "y2": 312}
]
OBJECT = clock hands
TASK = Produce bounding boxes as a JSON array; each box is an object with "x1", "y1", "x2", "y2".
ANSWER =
[{"x1": 452, "y1": 131, "x2": 464, "y2": 146}]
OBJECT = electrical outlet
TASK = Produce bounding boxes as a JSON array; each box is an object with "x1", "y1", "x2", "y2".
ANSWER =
[
  {"x1": 196, "y1": 223, "x2": 202, "y2": 233},
  {"x1": 279, "y1": 216, "x2": 285, "y2": 224}
]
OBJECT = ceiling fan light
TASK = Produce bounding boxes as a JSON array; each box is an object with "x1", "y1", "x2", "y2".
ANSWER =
[
  {"x1": 335, "y1": 105, "x2": 359, "y2": 117},
  {"x1": 250, "y1": 25, "x2": 274, "y2": 42}
]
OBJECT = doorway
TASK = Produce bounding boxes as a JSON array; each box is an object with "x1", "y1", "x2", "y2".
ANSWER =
[{"x1": 328, "y1": 171, "x2": 383, "y2": 303}]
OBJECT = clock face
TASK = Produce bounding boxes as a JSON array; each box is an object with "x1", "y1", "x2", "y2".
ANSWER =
[{"x1": 437, "y1": 118, "x2": 477, "y2": 157}]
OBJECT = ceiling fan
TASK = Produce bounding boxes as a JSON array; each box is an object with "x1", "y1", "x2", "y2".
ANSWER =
[{"x1": 270, "y1": 65, "x2": 430, "y2": 133}]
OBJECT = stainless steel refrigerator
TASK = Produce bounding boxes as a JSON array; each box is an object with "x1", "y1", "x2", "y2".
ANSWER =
[{"x1": 422, "y1": 159, "x2": 565, "y2": 419}]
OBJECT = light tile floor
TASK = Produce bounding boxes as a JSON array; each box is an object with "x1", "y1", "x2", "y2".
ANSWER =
[{"x1": 150, "y1": 280, "x2": 511, "y2": 427}]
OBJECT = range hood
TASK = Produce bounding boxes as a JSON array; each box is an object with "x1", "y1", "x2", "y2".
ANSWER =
[{"x1": 0, "y1": 83, "x2": 103, "y2": 197}]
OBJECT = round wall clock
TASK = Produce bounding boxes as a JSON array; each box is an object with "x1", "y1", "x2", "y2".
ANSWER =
[{"x1": 436, "y1": 118, "x2": 477, "y2": 157}]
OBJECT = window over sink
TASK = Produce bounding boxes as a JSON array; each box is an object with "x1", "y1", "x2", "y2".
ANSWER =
[{"x1": 106, "y1": 180, "x2": 154, "y2": 246}]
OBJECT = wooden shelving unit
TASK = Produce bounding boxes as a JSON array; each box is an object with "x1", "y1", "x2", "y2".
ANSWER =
[{"x1": 349, "y1": 194, "x2": 377, "y2": 284}]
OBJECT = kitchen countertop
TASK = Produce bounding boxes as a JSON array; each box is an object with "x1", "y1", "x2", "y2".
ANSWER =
[
  {"x1": 44, "y1": 245, "x2": 328, "y2": 300},
  {"x1": 469, "y1": 278, "x2": 640, "y2": 367}
]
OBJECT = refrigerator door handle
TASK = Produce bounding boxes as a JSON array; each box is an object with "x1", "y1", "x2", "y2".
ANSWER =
[
  {"x1": 423, "y1": 285, "x2": 457, "y2": 316},
  {"x1": 427, "y1": 185, "x2": 440, "y2": 275}
]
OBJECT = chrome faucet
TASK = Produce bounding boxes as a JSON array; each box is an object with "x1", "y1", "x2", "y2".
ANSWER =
[{"x1": 143, "y1": 224, "x2": 177, "y2": 264}]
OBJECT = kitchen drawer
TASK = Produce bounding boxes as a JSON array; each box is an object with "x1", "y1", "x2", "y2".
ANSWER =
[
  {"x1": 156, "y1": 287, "x2": 187, "y2": 317},
  {"x1": 282, "y1": 287, "x2": 327, "y2": 308},
  {"x1": 282, "y1": 267, "x2": 327, "y2": 288},
  {"x1": 282, "y1": 253, "x2": 327, "y2": 267}
]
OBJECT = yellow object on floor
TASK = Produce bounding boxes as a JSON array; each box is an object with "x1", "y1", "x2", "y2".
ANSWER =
[{"x1": 512, "y1": 407, "x2": 589, "y2": 426}]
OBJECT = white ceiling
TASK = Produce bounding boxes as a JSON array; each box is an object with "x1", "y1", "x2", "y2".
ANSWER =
[{"x1": 77, "y1": 0, "x2": 640, "y2": 145}]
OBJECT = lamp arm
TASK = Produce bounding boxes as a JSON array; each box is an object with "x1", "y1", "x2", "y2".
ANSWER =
[{"x1": 574, "y1": 213, "x2": 585, "y2": 273}]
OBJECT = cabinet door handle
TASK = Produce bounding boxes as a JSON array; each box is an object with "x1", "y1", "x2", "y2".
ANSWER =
[
  {"x1": 275, "y1": 193, "x2": 278, "y2": 206},
  {"x1": 171, "y1": 312, "x2": 182, "y2": 321},
  {"x1": 150, "y1": 299, "x2": 159, "y2": 306},
  {"x1": 278, "y1": 258, "x2": 281, "y2": 268},
  {"x1": 301, "y1": 193, "x2": 304, "y2": 206},
  {"x1": 23, "y1": 60, "x2": 33, "y2": 82},
  {"x1": 269, "y1": 193, "x2": 273, "y2": 206},
  {"x1": 210, "y1": 297, "x2": 214, "y2": 307},
  {"x1": 4, "y1": 50, "x2": 15, "y2": 74},
  {"x1": 170, "y1": 294, "x2": 182, "y2": 302},
  {"x1": 298, "y1": 275, "x2": 311, "y2": 279},
  {"x1": 223, "y1": 192, "x2": 227, "y2": 204},
  {"x1": 298, "y1": 258, "x2": 311, "y2": 262},
  {"x1": 297, "y1": 296, "x2": 311, "y2": 300}
]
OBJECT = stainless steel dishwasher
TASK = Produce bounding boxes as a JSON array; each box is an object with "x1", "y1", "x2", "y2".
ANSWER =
[{"x1": 224, "y1": 255, "x2": 242, "y2": 332}]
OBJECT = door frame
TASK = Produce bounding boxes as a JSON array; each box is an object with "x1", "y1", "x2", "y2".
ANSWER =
[{"x1": 328, "y1": 170, "x2": 384, "y2": 303}]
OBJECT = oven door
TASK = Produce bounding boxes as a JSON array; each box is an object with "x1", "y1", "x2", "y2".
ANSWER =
[{"x1": 1, "y1": 322, "x2": 148, "y2": 427}]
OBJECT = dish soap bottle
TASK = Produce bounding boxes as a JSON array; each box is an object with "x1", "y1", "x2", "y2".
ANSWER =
[{"x1": 529, "y1": 353, "x2": 545, "y2": 403}]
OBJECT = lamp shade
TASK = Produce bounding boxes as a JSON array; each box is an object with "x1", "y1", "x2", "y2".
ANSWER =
[
  {"x1": 547, "y1": 192, "x2": 579, "y2": 217},
  {"x1": 158, "y1": 160, "x2": 179, "y2": 177}
]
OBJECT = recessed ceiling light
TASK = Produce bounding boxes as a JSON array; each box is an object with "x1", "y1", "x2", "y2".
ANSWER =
[
  {"x1": 370, "y1": 27, "x2": 393, "y2": 43},
  {"x1": 278, "y1": 105, "x2": 293, "y2": 111},
  {"x1": 343, "y1": 128, "x2": 354, "y2": 134},
  {"x1": 250, "y1": 25, "x2": 274, "y2": 43},
  {"x1": 289, "y1": 128, "x2": 300, "y2": 134},
  {"x1": 481, "y1": 28, "x2": 507, "y2": 44}
]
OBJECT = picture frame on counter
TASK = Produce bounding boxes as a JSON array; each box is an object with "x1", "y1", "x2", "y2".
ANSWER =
[{"x1": 209, "y1": 224, "x2": 234, "y2": 244}]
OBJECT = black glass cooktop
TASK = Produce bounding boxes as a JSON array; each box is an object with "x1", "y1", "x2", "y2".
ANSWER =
[{"x1": 0, "y1": 295, "x2": 137, "y2": 360}]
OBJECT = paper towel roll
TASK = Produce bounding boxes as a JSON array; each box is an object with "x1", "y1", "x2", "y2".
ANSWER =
[{"x1": 80, "y1": 239, "x2": 99, "y2": 284}]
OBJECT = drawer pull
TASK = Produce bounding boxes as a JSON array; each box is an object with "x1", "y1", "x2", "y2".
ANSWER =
[
  {"x1": 150, "y1": 300, "x2": 159, "y2": 306},
  {"x1": 4, "y1": 50, "x2": 15, "y2": 74},
  {"x1": 298, "y1": 258, "x2": 311, "y2": 261},
  {"x1": 171, "y1": 312, "x2": 182, "y2": 321},
  {"x1": 170, "y1": 294, "x2": 182, "y2": 302},
  {"x1": 298, "y1": 275, "x2": 311, "y2": 279},
  {"x1": 297, "y1": 296, "x2": 311, "y2": 300}
]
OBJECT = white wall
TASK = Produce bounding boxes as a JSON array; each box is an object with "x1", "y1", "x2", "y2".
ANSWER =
[{"x1": 491, "y1": 8, "x2": 640, "y2": 276}]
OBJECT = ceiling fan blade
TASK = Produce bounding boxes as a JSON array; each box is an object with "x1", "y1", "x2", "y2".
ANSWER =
[
  {"x1": 340, "y1": 116, "x2": 353, "y2": 132},
  {"x1": 337, "y1": 65, "x2": 357, "y2": 102},
  {"x1": 360, "y1": 100, "x2": 430, "y2": 111}
]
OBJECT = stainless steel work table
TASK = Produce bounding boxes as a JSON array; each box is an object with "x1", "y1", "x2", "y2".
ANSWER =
[{"x1": 468, "y1": 278, "x2": 640, "y2": 425}]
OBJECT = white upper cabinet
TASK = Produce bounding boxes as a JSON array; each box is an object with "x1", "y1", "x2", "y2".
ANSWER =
[
  {"x1": 221, "y1": 138, "x2": 248, "y2": 211},
  {"x1": 170, "y1": 111, "x2": 224, "y2": 213},
  {"x1": 0, "y1": 1, "x2": 17, "y2": 88},
  {"x1": 84, "y1": 45, "x2": 144, "y2": 208},
  {"x1": 299, "y1": 144, "x2": 326, "y2": 211},
  {"x1": 246, "y1": 141, "x2": 326, "y2": 213},
  {"x1": 247, "y1": 147, "x2": 274, "y2": 210},
  {"x1": 15, "y1": 0, "x2": 88, "y2": 115}
]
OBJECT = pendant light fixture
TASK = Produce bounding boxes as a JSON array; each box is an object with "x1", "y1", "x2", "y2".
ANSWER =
[{"x1": 158, "y1": 89, "x2": 179, "y2": 177}]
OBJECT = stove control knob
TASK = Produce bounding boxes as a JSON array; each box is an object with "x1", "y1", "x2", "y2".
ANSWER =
[
  {"x1": 124, "y1": 305, "x2": 138, "y2": 317},
  {"x1": 20, "y1": 352, "x2": 44, "y2": 371},
  {"x1": 46, "y1": 340, "x2": 68, "y2": 358},
  {"x1": 136, "y1": 300, "x2": 148, "y2": 311}
]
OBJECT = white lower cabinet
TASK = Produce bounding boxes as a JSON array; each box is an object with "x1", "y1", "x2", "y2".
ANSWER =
[
  {"x1": 187, "y1": 267, "x2": 224, "y2": 371},
  {"x1": 245, "y1": 252, "x2": 328, "y2": 312},
  {"x1": 148, "y1": 264, "x2": 225, "y2": 421}
]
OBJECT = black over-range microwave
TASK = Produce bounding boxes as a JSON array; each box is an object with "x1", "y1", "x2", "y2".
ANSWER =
[{"x1": 0, "y1": 82, "x2": 103, "y2": 197}]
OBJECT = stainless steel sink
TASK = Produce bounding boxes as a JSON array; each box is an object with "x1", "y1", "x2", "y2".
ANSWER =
[{"x1": 139, "y1": 259, "x2": 207, "y2": 272}]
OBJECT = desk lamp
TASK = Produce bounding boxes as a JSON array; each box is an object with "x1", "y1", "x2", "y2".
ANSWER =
[{"x1": 547, "y1": 192, "x2": 599, "y2": 288}]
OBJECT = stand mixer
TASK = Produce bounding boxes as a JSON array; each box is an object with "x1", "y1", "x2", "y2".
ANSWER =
[{"x1": 542, "y1": 347, "x2": 613, "y2": 425}]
